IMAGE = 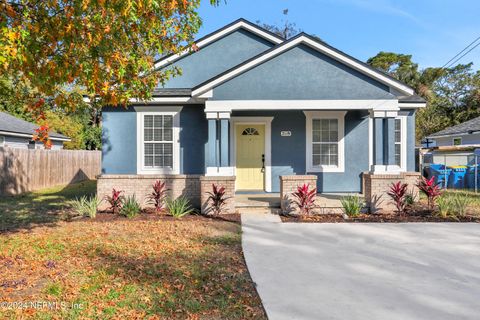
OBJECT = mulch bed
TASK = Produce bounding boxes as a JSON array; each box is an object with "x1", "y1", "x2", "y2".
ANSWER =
[
  {"x1": 281, "y1": 212, "x2": 480, "y2": 223},
  {"x1": 90, "y1": 211, "x2": 242, "y2": 224}
]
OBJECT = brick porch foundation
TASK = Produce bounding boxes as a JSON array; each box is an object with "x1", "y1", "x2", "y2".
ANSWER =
[
  {"x1": 280, "y1": 175, "x2": 318, "y2": 214},
  {"x1": 200, "y1": 176, "x2": 236, "y2": 215},
  {"x1": 97, "y1": 174, "x2": 201, "y2": 210},
  {"x1": 363, "y1": 172, "x2": 421, "y2": 213}
]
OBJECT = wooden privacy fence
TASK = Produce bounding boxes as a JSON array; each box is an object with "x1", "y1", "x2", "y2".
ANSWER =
[{"x1": 0, "y1": 147, "x2": 101, "y2": 196}]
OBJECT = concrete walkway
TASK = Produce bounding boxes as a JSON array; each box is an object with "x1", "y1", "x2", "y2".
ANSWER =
[{"x1": 242, "y1": 212, "x2": 480, "y2": 320}]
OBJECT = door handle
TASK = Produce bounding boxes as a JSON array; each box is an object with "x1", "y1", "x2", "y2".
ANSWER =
[{"x1": 261, "y1": 154, "x2": 265, "y2": 173}]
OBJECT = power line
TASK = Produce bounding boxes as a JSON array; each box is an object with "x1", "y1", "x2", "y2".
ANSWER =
[
  {"x1": 445, "y1": 41, "x2": 480, "y2": 69},
  {"x1": 441, "y1": 35, "x2": 480, "y2": 69}
]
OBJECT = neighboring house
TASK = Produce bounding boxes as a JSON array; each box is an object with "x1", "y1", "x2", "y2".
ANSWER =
[
  {"x1": 0, "y1": 111, "x2": 70, "y2": 149},
  {"x1": 427, "y1": 116, "x2": 480, "y2": 147},
  {"x1": 98, "y1": 19, "x2": 426, "y2": 212}
]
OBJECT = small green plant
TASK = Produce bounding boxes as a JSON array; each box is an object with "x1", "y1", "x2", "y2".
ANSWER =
[
  {"x1": 166, "y1": 196, "x2": 195, "y2": 219},
  {"x1": 340, "y1": 194, "x2": 363, "y2": 218},
  {"x1": 452, "y1": 193, "x2": 470, "y2": 217},
  {"x1": 120, "y1": 195, "x2": 141, "y2": 218},
  {"x1": 436, "y1": 196, "x2": 456, "y2": 220},
  {"x1": 71, "y1": 195, "x2": 100, "y2": 218},
  {"x1": 405, "y1": 189, "x2": 417, "y2": 206}
]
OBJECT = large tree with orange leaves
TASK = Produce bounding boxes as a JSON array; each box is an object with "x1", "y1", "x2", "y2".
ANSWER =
[{"x1": 0, "y1": 0, "x2": 218, "y2": 147}]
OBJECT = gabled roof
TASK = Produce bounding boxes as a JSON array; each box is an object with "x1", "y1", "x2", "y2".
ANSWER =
[
  {"x1": 0, "y1": 111, "x2": 70, "y2": 141},
  {"x1": 429, "y1": 116, "x2": 480, "y2": 138},
  {"x1": 153, "y1": 18, "x2": 284, "y2": 70},
  {"x1": 192, "y1": 32, "x2": 416, "y2": 97}
]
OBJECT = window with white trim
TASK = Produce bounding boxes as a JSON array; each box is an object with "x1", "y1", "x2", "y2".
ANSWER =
[
  {"x1": 305, "y1": 111, "x2": 345, "y2": 172},
  {"x1": 394, "y1": 118, "x2": 402, "y2": 166},
  {"x1": 312, "y1": 119, "x2": 338, "y2": 166},
  {"x1": 143, "y1": 114, "x2": 173, "y2": 168},
  {"x1": 137, "y1": 109, "x2": 180, "y2": 174}
]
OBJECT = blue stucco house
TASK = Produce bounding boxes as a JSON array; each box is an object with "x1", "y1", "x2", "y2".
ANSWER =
[{"x1": 98, "y1": 19, "x2": 425, "y2": 212}]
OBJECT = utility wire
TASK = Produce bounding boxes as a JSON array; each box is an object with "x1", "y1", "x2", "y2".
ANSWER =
[
  {"x1": 444, "y1": 41, "x2": 480, "y2": 69},
  {"x1": 441, "y1": 35, "x2": 480, "y2": 69}
]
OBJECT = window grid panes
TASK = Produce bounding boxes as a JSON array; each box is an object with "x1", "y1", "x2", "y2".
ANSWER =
[
  {"x1": 312, "y1": 119, "x2": 339, "y2": 166},
  {"x1": 144, "y1": 115, "x2": 173, "y2": 169},
  {"x1": 394, "y1": 118, "x2": 401, "y2": 167}
]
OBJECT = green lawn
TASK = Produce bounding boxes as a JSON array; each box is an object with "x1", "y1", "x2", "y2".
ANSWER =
[
  {"x1": 0, "y1": 182, "x2": 265, "y2": 319},
  {"x1": 442, "y1": 189, "x2": 480, "y2": 209}
]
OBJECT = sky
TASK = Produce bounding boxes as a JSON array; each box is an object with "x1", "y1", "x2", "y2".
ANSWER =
[{"x1": 197, "y1": 0, "x2": 480, "y2": 70}]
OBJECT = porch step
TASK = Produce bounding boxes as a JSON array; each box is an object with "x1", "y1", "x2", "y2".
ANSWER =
[{"x1": 236, "y1": 207, "x2": 281, "y2": 215}]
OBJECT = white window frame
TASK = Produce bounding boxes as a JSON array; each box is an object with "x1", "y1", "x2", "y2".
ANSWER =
[
  {"x1": 452, "y1": 137, "x2": 462, "y2": 146},
  {"x1": 136, "y1": 107, "x2": 181, "y2": 174},
  {"x1": 395, "y1": 115, "x2": 408, "y2": 171},
  {"x1": 305, "y1": 111, "x2": 346, "y2": 173}
]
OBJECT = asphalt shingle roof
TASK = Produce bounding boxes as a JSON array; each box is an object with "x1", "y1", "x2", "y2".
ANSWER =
[
  {"x1": 429, "y1": 116, "x2": 480, "y2": 137},
  {"x1": 0, "y1": 111, "x2": 69, "y2": 140}
]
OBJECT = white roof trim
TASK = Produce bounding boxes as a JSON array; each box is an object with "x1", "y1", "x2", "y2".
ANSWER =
[
  {"x1": 192, "y1": 35, "x2": 415, "y2": 97},
  {"x1": 204, "y1": 99, "x2": 399, "y2": 113},
  {"x1": 0, "y1": 130, "x2": 71, "y2": 142},
  {"x1": 399, "y1": 102, "x2": 426, "y2": 109},
  {"x1": 153, "y1": 20, "x2": 283, "y2": 70}
]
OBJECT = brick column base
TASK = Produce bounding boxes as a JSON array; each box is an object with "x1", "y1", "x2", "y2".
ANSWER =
[
  {"x1": 363, "y1": 172, "x2": 421, "y2": 213},
  {"x1": 200, "y1": 176, "x2": 236, "y2": 215},
  {"x1": 280, "y1": 175, "x2": 318, "y2": 214},
  {"x1": 97, "y1": 174, "x2": 201, "y2": 210}
]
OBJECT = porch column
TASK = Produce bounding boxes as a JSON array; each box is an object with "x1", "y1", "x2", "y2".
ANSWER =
[
  {"x1": 205, "y1": 111, "x2": 232, "y2": 176},
  {"x1": 371, "y1": 110, "x2": 398, "y2": 173}
]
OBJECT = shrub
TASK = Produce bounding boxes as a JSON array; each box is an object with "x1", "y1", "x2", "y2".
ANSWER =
[
  {"x1": 405, "y1": 189, "x2": 417, "y2": 206},
  {"x1": 292, "y1": 184, "x2": 317, "y2": 215},
  {"x1": 71, "y1": 195, "x2": 100, "y2": 218},
  {"x1": 147, "y1": 180, "x2": 169, "y2": 213},
  {"x1": 387, "y1": 181, "x2": 408, "y2": 215},
  {"x1": 340, "y1": 194, "x2": 363, "y2": 218},
  {"x1": 166, "y1": 196, "x2": 195, "y2": 219},
  {"x1": 104, "y1": 188, "x2": 125, "y2": 214},
  {"x1": 120, "y1": 195, "x2": 141, "y2": 218},
  {"x1": 452, "y1": 193, "x2": 470, "y2": 217},
  {"x1": 437, "y1": 196, "x2": 456, "y2": 220},
  {"x1": 206, "y1": 184, "x2": 231, "y2": 215},
  {"x1": 416, "y1": 176, "x2": 443, "y2": 211}
]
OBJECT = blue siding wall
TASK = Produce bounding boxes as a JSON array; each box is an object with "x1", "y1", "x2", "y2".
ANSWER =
[
  {"x1": 213, "y1": 45, "x2": 395, "y2": 100},
  {"x1": 179, "y1": 106, "x2": 208, "y2": 174},
  {"x1": 161, "y1": 29, "x2": 275, "y2": 88},
  {"x1": 102, "y1": 105, "x2": 207, "y2": 175},
  {"x1": 232, "y1": 110, "x2": 369, "y2": 193},
  {"x1": 102, "y1": 107, "x2": 137, "y2": 174},
  {"x1": 400, "y1": 109, "x2": 416, "y2": 172}
]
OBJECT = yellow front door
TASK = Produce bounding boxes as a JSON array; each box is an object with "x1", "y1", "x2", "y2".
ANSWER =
[{"x1": 236, "y1": 124, "x2": 265, "y2": 190}]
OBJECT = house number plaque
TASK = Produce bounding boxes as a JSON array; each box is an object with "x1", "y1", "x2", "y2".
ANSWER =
[{"x1": 280, "y1": 131, "x2": 291, "y2": 137}]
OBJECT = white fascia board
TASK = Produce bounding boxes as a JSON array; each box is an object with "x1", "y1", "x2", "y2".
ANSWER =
[
  {"x1": 192, "y1": 35, "x2": 415, "y2": 97},
  {"x1": 154, "y1": 21, "x2": 283, "y2": 70},
  {"x1": 205, "y1": 100, "x2": 399, "y2": 112},
  {"x1": 399, "y1": 102, "x2": 426, "y2": 109}
]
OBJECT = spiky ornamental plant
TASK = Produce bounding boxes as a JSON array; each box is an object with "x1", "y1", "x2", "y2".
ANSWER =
[
  {"x1": 387, "y1": 181, "x2": 409, "y2": 215},
  {"x1": 416, "y1": 176, "x2": 443, "y2": 211},
  {"x1": 292, "y1": 184, "x2": 317, "y2": 215},
  {"x1": 147, "y1": 180, "x2": 169, "y2": 213},
  {"x1": 104, "y1": 188, "x2": 124, "y2": 214},
  {"x1": 206, "y1": 184, "x2": 231, "y2": 215}
]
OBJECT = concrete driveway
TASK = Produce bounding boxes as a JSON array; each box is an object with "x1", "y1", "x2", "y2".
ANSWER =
[{"x1": 241, "y1": 213, "x2": 480, "y2": 320}]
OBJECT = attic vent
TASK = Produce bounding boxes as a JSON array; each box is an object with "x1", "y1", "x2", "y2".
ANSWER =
[{"x1": 242, "y1": 128, "x2": 259, "y2": 136}]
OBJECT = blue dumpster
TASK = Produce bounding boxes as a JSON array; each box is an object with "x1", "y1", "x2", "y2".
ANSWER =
[
  {"x1": 465, "y1": 165, "x2": 480, "y2": 190},
  {"x1": 426, "y1": 164, "x2": 451, "y2": 188},
  {"x1": 447, "y1": 166, "x2": 467, "y2": 188}
]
